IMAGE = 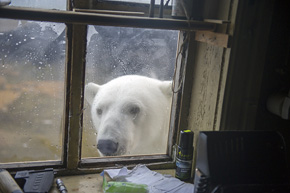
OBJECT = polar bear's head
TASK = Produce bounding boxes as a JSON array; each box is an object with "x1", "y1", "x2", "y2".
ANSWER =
[{"x1": 85, "y1": 75, "x2": 172, "y2": 156}]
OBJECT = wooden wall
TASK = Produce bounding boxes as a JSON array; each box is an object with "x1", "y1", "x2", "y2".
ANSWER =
[
  {"x1": 187, "y1": 0, "x2": 236, "y2": 136},
  {"x1": 187, "y1": 0, "x2": 289, "y2": 134},
  {"x1": 187, "y1": 0, "x2": 290, "y2": 177},
  {"x1": 221, "y1": 0, "x2": 276, "y2": 131}
]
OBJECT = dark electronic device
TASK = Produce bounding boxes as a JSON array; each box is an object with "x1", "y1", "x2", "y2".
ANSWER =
[
  {"x1": 194, "y1": 131, "x2": 290, "y2": 193},
  {"x1": 14, "y1": 168, "x2": 54, "y2": 193}
]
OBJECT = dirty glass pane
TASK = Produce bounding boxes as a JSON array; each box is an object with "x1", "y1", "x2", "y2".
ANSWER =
[
  {"x1": 82, "y1": 25, "x2": 178, "y2": 157},
  {"x1": 9, "y1": 0, "x2": 66, "y2": 10},
  {"x1": 0, "y1": 19, "x2": 66, "y2": 163}
]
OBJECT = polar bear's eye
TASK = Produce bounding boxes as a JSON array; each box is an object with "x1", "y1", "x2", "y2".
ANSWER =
[
  {"x1": 129, "y1": 106, "x2": 140, "y2": 115},
  {"x1": 96, "y1": 108, "x2": 103, "y2": 115}
]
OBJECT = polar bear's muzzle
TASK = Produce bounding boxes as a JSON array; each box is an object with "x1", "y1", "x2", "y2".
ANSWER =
[{"x1": 97, "y1": 139, "x2": 119, "y2": 156}]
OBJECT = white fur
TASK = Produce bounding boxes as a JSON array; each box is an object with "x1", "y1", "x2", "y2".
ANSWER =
[{"x1": 85, "y1": 75, "x2": 172, "y2": 156}]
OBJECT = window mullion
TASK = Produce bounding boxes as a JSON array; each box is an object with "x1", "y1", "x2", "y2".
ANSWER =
[
  {"x1": 66, "y1": 24, "x2": 87, "y2": 170},
  {"x1": 168, "y1": 31, "x2": 195, "y2": 158}
]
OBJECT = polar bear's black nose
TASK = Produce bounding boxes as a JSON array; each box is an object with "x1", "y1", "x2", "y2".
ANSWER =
[{"x1": 97, "y1": 140, "x2": 118, "y2": 155}]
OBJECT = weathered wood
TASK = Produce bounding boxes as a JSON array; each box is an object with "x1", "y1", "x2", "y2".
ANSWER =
[
  {"x1": 80, "y1": 154, "x2": 173, "y2": 168},
  {"x1": 74, "y1": 8, "x2": 145, "y2": 16},
  {"x1": 188, "y1": 0, "x2": 236, "y2": 179},
  {"x1": 75, "y1": 0, "x2": 172, "y2": 18},
  {"x1": 1, "y1": 161, "x2": 63, "y2": 171},
  {"x1": 212, "y1": 0, "x2": 239, "y2": 132},
  {"x1": 203, "y1": 19, "x2": 231, "y2": 24},
  {"x1": 66, "y1": 24, "x2": 87, "y2": 170},
  {"x1": 168, "y1": 31, "x2": 187, "y2": 158},
  {"x1": 188, "y1": 43, "x2": 224, "y2": 133},
  {"x1": 175, "y1": 31, "x2": 196, "y2": 143},
  {"x1": 168, "y1": 32, "x2": 182, "y2": 158},
  {"x1": 195, "y1": 31, "x2": 231, "y2": 48},
  {"x1": 149, "y1": 0, "x2": 155, "y2": 17},
  {"x1": 0, "y1": 7, "x2": 216, "y2": 31},
  {"x1": 220, "y1": 0, "x2": 275, "y2": 131}
]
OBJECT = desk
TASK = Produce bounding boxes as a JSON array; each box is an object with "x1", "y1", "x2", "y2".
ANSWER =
[{"x1": 49, "y1": 169, "x2": 175, "y2": 193}]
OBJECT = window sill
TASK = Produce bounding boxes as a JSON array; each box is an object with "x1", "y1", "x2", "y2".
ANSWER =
[{"x1": 49, "y1": 169, "x2": 176, "y2": 192}]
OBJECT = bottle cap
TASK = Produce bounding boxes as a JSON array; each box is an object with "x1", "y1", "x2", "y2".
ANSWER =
[{"x1": 178, "y1": 130, "x2": 194, "y2": 149}]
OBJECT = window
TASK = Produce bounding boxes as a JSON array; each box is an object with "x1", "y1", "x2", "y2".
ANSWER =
[
  {"x1": 82, "y1": 25, "x2": 178, "y2": 158},
  {"x1": 0, "y1": 19, "x2": 66, "y2": 163},
  {"x1": 0, "y1": 0, "x2": 216, "y2": 172}
]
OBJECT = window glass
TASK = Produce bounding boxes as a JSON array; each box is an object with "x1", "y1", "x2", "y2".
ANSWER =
[
  {"x1": 0, "y1": 19, "x2": 66, "y2": 163},
  {"x1": 9, "y1": 0, "x2": 66, "y2": 10},
  {"x1": 82, "y1": 25, "x2": 178, "y2": 157}
]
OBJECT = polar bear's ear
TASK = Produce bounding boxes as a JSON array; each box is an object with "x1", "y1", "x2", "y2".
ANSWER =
[
  {"x1": 159, "y1": 81, "x2": 173, "y2": 97},
  {"x1": 85, "y1": 83, "x2": 100, "y2": 105}
]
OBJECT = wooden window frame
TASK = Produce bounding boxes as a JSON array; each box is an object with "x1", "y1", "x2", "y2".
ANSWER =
[{"x1": 0, "y1": 2, "x2": 216, "y2": 174}]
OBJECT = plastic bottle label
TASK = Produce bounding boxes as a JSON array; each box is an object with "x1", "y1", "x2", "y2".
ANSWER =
[{"x1": 175, "y1": 158, "x2": 192, "y2": 180}]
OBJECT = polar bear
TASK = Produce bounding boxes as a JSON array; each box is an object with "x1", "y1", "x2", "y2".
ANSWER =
[{"x1": 85, "y1": 75, "x2": 172, "y2": 156}]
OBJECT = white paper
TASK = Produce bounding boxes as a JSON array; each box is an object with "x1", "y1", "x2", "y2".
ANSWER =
[{"x1": 103, "y1": 164, "x2": 194, "y2": 193}]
